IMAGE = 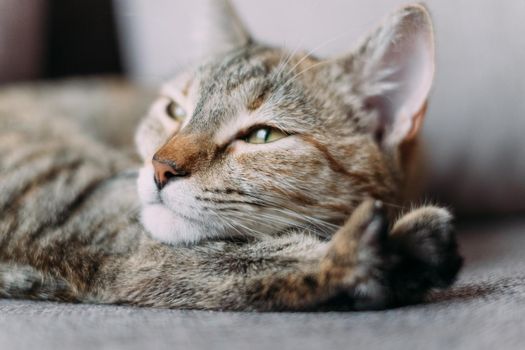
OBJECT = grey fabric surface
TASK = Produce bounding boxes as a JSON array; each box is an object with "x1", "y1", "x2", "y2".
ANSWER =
[{"x1": 1, "y1": 220, "x2": 524, "y2": 350}]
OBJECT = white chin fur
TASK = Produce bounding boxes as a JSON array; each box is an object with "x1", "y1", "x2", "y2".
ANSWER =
[
  {"x1": 141, "y1": 204, "x2": 203, "y2": 245},
  {"x1": 137, "y1": 165, "x2": 208, "y2": 245}
]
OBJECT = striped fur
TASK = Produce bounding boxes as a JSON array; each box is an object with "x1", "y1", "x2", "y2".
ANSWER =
[{"x1": 0, "y1": 3, "x2": 462, "y2": 310}]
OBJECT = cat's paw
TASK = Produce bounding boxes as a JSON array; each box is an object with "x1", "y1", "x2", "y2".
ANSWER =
[
  {"x1": 320, "y1": 200, "x2": 463, "y2": 310},
  {"x1": 387, "y1": 206, "x2": 463, "y2": 301}
]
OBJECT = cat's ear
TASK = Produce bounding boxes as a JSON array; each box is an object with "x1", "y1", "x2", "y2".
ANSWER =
[
  {"x1": 342, "y1": 4, "x2": 435, "y2": 147},
  {"x1": 193, "y1": 0, "x2": 252, "y2": 58}
]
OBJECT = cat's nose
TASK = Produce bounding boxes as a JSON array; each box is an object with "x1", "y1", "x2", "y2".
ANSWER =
[{"x1": 152, "y1": 158, "x2": 188, "y2": 190}]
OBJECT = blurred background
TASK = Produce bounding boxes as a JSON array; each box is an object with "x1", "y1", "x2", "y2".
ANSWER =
[{"x1": 1, "y1": 0, "x2": 524, "y2": 216}]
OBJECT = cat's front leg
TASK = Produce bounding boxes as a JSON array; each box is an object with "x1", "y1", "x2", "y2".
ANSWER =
[
  {"x1": 95, "y1": 201, "x2": 462, "y2": 311},
  {"x1": 244, "y1": 200, "x2": 463, "y2": 311}
]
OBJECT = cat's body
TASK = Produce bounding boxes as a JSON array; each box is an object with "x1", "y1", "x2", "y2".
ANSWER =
[{"x1": 0, "y1": 2, "x2": 462, "y2": 310}]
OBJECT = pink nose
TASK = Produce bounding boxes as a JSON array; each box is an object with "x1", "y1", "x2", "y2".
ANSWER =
[{"x1": 152, "y1": 159, "x2": 187, "y2": 189}]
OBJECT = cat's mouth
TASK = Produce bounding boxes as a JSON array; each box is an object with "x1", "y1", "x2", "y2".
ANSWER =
[
  {"x1": 137, "y1": 165, "x2": 234, "y2": 244},
  {"x1": 136, "y1": 166, "x2": 272, "y2": 244},
  {"x1": 136, "y1": 164, "x2": 333, "y2": 245}
]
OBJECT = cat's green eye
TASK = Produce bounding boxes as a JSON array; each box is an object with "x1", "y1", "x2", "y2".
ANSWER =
[
  {"x1": 244, "y1": 127, "x2": 287, "y2": 144},
  {"x1": 166, "y1": 101, "x2": 187, "y2": 122}
]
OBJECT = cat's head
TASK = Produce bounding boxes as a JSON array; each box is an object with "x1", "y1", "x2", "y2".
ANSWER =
[{"x1": 136, "y1": 1, "x2": 435, "y2": 245}]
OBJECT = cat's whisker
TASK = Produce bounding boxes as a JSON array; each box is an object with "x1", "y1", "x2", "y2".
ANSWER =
[
  {"x1": 259, "y1": 201, "x2": 350, "y2": 235},
  {"x1": 211, "y1": 197, "x2": 337, "y2": 239},
  {"x1": 233, "y1": 211, "x2": 324, "y2": 239},
  {"x1": 273, "y1": 41, "x2": 305, "y2": 79},
  {"x1": 281, "y1": 56, "x2": 342, "y2": 89},
  {"x1": 218, "y1": 207, "x2": 298, "y2": 232},
  {"x1": 241, "y1": 210, "x2": 300, "y2": 229},
  {"x1": 282, "y1": 32, "x2": 348, "y2": 80},
  {"x1": 379, "y1": 200, "x2": 407, "y2": 210},
  {"x1": 233, "y1": 193, "x2": 341, "y2": 236},
  {"x1": 271, "y1": 0, "x2": 326, "y2": 79},
  {"x1": 207, "y1": 206, "x2": 274, "y2": 239}
]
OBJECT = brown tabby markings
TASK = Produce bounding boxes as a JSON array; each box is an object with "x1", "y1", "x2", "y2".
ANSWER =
[
  {"x1": 299, "y1": 135, "x2": 361, "y2": 180},
  {"x1": 0, "y1": 3, "x2": 462, "y2": 311},
  {"x1": 247, "y1": 87, "x2": 270, "y2": 111}
]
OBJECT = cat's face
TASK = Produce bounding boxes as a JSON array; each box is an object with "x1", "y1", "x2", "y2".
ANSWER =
[{"x1": 136, "y1": 2, "x2": 435, "y2": 245}]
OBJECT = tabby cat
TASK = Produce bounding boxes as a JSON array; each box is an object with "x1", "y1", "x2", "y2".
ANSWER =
[{"x1": 0, "y1": 2, "x2": 462, "y2": 311}]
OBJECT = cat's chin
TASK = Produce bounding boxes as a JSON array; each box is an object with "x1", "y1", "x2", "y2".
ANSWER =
[
  {"x1": 140, "y1": 204, "x2": 204, "y2": 245},
  {"x1": 137, "y1": 165, "x2": 208, "y2": 245}
]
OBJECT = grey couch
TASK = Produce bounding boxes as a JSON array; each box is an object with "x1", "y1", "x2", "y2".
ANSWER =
[{"x1": 0, "y1": 80, "x2": 523, "y2": 350}]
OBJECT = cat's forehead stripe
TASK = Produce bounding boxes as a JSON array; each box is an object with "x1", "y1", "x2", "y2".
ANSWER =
[{"x1": 187, "y1": 48, "x2": 280, "y2": 133}]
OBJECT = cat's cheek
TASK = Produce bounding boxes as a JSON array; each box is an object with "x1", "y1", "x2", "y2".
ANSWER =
[{"x1": 140, "y1": 204, "x2": 199, "y2": 245}]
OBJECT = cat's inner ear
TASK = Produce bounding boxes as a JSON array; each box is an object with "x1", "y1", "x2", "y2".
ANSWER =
[
  {"x1": 193, "y1": 0, "x2": 252, "y2": 58},
  {"x1": 343, "y1": 4, "x2": 435, "y2": 147}
]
